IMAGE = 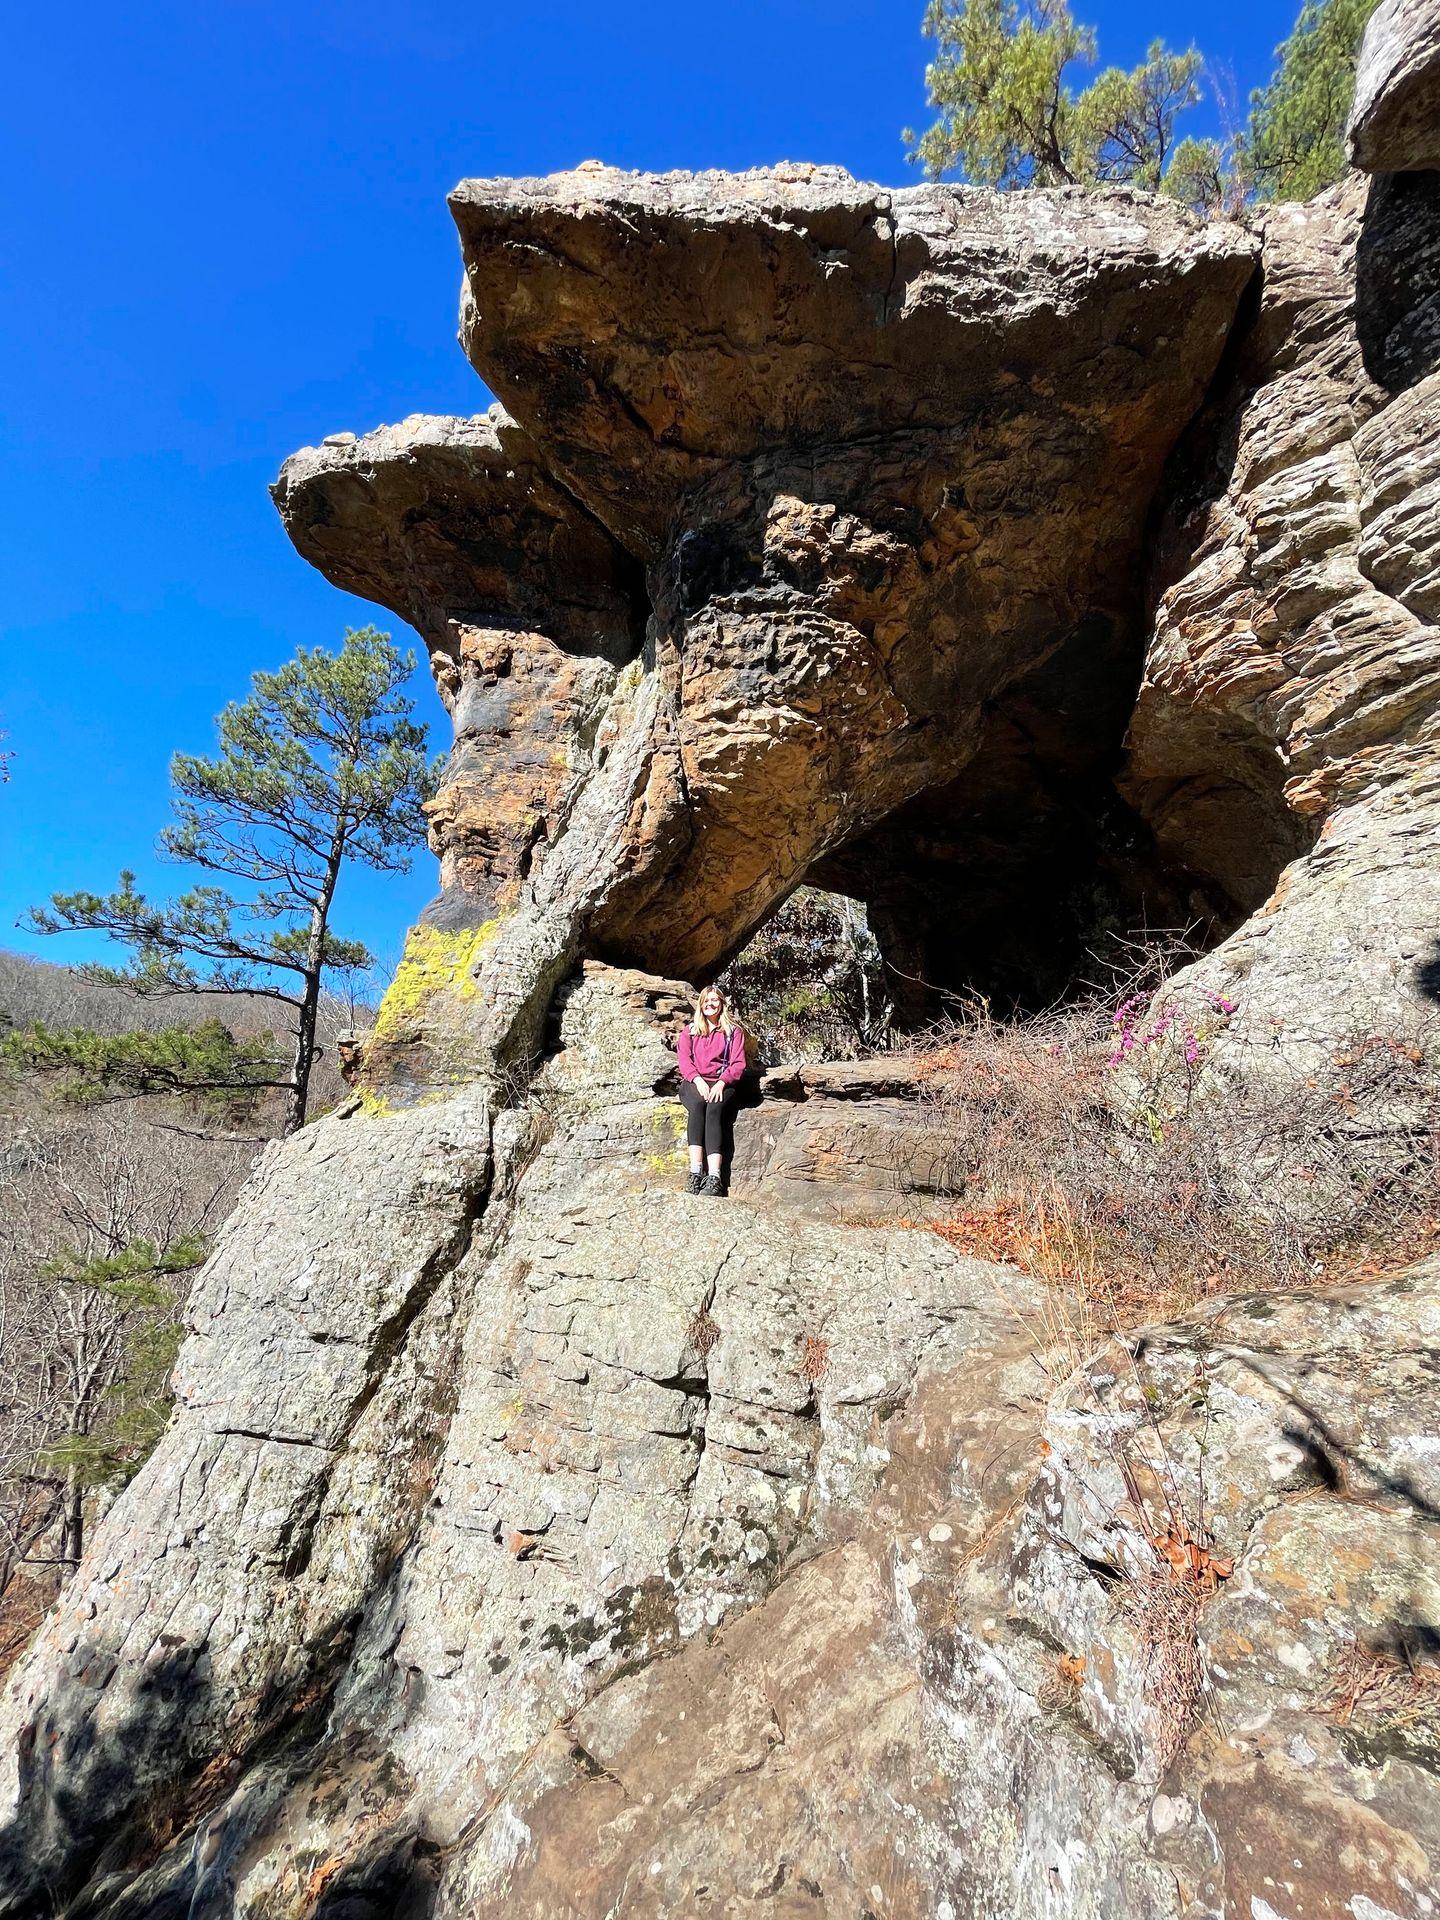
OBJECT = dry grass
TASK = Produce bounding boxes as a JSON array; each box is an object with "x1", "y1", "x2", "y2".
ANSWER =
[
  {"x1": 902, "y1": 953, "x2": 1440, "y2": 1341},
  {"x1": 798, "y1": 1332, "x2": 830, "y2": 1383},
  {"x1": 1036, "y1": 1650, "x2": 1087, "y2": 1715},
  {"x1": 1322, "y1": 1638, "x2": 1440, "y2": 1728},
  {"x1": 1116, "y1": 1566, "x2": 1209, "y2": 1770},
  {"x1": 687, "y1": 1306, "x2": 720, "y2": 1357}
]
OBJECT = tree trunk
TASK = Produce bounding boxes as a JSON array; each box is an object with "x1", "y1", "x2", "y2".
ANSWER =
[
  {"x1": 287, "y1": 960, "x2": 320, "y2": 1135},
  {"x1": 285, "y1": 832, "x2": 346, "y2": 1134},
  {"x1": 59, "y1": 1467, "x2": 83, "y2": 1567}
]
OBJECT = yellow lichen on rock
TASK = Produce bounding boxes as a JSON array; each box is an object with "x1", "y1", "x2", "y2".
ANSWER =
[
  {"x1": 642, "y1": 1101, "x2": 688, "y2": 1171},
  {"x1": 373, "y1": 920, "x2": 503, "y2": 1043}
]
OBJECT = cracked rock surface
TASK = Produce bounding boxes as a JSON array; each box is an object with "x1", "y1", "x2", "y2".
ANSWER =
[
  {"x1": 1, "y1": 968, "x2": 1435, "y2": 1916},
  {"x1": 7, "y1": 58, "x2": 1440, "y2": 1907}
]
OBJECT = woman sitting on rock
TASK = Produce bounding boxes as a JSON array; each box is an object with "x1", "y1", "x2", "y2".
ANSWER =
[{"x1": 678, "y1": 985, "x2": 747, "y2": 1197}]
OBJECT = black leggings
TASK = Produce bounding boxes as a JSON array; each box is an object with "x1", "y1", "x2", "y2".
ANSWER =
[{"x1": 680, "y1": 1081, "x2": 736, "y2": 1157}]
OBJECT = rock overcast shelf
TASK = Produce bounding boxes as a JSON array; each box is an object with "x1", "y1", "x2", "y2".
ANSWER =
[{"x1": 2, "y1": 4, "x2": 1439, "y2": 1912}]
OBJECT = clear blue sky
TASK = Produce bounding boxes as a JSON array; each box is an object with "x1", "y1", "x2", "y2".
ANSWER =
[{"x1": 1, "y1": 0, "x2": 1303, "y2": 981}]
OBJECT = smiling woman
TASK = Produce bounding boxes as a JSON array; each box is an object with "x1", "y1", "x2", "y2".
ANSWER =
[{"x1": 677, "y1": 984, "x2": 749, "y2": 1195}]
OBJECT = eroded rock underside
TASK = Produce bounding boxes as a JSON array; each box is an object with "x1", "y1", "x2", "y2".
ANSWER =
[{"x1": 5, "y1": 14, "x2": 1440, "y2": 1909}]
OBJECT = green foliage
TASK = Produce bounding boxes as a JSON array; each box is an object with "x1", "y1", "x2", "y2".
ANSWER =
[
  {"x1": 26, "y1": 626, "x2": 442, "y2": 1129},
  {"x1": 163, "y1": 624, "x2": 439, "y2": 890},
  {"x1": 1246, "y1": 0, "x2": 1378, "y2": 201},
  {"x1": 907, "y1": 0, "x2": 1093, "y2": 185},
  {"x1": 719, "y1": 889, "x2": 893, "y2": 1063},
  {"x1": 907, "y1": 0, "x2": 1202, "y2": 192},
  {"x1": 39, "y1": 1237, "x2": 205, "y2": 1493},
  {"x1": 0, "y1": 1018, "x2": 283, "y2": 1115},
  {"x1": 1159, "y1": 135, "x2": 1231, "y2": 217},
  {"x1": 908, "y1": 0, "x2": 1378, "y2": 211},
  {"x1": 1070, "y1": 39, "x2": 1204, "y2": 187}
]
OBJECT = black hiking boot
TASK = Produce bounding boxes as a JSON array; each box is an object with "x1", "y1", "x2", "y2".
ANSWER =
[
  {"x1": 702, "y1": 1173, "x2": 724, "y2": 1198},
  {"x1": 685, "y1": 1170, "x2": 705, "y2": 1195}
]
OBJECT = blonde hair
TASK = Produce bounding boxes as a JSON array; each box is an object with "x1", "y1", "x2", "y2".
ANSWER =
[{"x1": 689, "y1": 985, "x2": 736, "y2": 1037}]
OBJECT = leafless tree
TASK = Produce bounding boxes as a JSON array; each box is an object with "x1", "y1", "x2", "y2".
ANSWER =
[{"x1": 0, "y1": 1107, "x2": 249, "y2": 1592}]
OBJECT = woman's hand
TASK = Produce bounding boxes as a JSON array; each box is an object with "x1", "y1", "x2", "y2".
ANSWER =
[
  {"x1": 693, "y1": 1077, "x2": 711, "y2": 1100},
  {"x1": 706, "y1": 1082, "x2": 725, "y2": 1104}
]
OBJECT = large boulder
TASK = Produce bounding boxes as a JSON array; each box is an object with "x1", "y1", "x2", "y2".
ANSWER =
[
  {"x1": 1349, "y1": 0, "x2": 1440, "y2": 174},
  {"x1": 448, "y1": 168, "x2": 1252, "y2": 1002}
]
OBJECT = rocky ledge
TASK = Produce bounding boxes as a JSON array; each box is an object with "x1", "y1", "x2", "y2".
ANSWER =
[
  {"x1": 0, "y1": 963, "x2": 1436, "y2": 1917},
  {"x1": 3, "y1": 4, "x2": 1439, "y2": 1910}
]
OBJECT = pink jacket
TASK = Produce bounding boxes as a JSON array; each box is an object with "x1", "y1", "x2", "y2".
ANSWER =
[{"x1": 678, "y1": 1023, "x2": 746, "y2": 1085}]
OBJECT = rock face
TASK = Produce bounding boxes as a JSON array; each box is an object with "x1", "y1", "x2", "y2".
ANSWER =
[
  {"x1": 1120, "y1": 171, "x2": 1440, "y2": 1152},
  {"x1": 274, "y1": 410, "x2": 644, "y2": 937},
  {"x1": 277, "y1": 169, "x2": 1256, "y2": 1045},
  {"x1": 1, "y1": 965, "x2": 1436, "y2": 1917},
  {"x1": 7, "y1": 63, "x2": 1440, "y2": 1918},
  {"x1": 1349, "y1": 0, "x2": 1440, "y2": 173}
]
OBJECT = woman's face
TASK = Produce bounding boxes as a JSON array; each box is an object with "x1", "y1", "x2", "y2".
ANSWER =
[{"x1": 701, "y1": 990, "x2": 723, "y2": 1021}]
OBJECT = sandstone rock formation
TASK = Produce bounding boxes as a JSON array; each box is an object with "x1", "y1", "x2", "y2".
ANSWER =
[
  {"x1": 4, "y1": 13, "x2": 1440, "y2": 1907},
  {"x1": 274, "y1": 410, "x2": 643, "y2": 933},
  {"x1": 1119, "y1": 168, "x2": 1440, "y2": 1173},
  {"x1": 278, "y1": 170, "x2": 1255, "y2": 1059},
  {"x1": 1350, "y1": 0, "x2": 1440, "y2": 173}
]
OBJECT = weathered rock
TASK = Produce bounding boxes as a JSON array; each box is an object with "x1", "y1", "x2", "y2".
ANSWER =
[
  {"x1": 445, "y1": 167, "x2": 1255, "y2": 1004},
  {"x1": 442, "y1": 1262, "x2": 1440, "y2": 1919},
  {"x1": 6, "y1": 152, "x2": 1440, "y2": 1919},
  {"x1": 1349, "y1": 0, "x2": 1440, "y2": 174},
  {"x1": 450, "y1": 166, "x2": 1253, "y2": 558},
  {"x1": 1121, "y1": 173, "x2": 1440, "y2": 1138},
  {"x1": 732, "y1": 1056, "x2": 956, "y2": 1220},
  {"x1": 2, "y1": 963, "x2": 1436, "y2": 1918},
  {"x1": 278, "y1": 170, "x2": 1256, "y2": 1067},
  {"x1": 0, "y1": 1090, "x2": 492, "y2": 1902},
  {"x1": 273, "y1": 410, "x2": 645, "y2": 1086}
]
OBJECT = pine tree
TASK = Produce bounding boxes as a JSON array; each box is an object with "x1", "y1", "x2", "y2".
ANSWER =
[
  {"x1": 1246, "y1": 0, "x2": 1378, "y2": 202},
  {"x1": 906, "y1": 0, "x2": 1203, "y2": 193},
  {"x1": 0, "y1": 1018, "x2": 282, "y2": 1122},
  {"x1": 26, "y1": 627, "x2": 440, "y2": 1133}
]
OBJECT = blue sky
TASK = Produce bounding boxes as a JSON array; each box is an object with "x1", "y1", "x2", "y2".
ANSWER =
[{"x1": 1, "y1": 0, "x2": 1305, "y2": 981}]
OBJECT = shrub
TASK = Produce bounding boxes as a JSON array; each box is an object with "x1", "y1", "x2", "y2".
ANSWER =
[
  {"x1": 718, "y1": 888, "x2": 892, "y2": 1064},
  {"x1": 910, "y1": 954, "x2": 1439, "y2": 1328}
]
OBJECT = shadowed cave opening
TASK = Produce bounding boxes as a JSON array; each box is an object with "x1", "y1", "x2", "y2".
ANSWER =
[
  {"x1": 707, "y1": 659, "x2": 1303, "y2": 1048},
  {"x1": 691, "y1": 642, "x2": 1306, "y2": 1045}
]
